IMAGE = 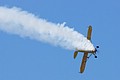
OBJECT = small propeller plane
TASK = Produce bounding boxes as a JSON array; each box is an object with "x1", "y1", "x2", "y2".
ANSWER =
[{"x1": 74, "y1": 25, "x2": 99, "y2": 73}]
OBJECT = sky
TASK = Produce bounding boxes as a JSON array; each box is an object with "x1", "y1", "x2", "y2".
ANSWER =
[{"x1": 0, "y1": 0, "x2": 120, "y2": 80}]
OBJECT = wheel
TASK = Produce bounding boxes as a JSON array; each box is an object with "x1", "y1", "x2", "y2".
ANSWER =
[
  {"x1": 96, "y1": 46, "x2": 99, "y2": 48},
  {"x1": 95, "y1": 56, "x2": 97, "y2": 58}
]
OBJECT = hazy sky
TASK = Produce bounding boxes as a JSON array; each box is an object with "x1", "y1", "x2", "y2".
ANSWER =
[{"x1": 0, "y1": 0, "x2": 120, "y2": 80}]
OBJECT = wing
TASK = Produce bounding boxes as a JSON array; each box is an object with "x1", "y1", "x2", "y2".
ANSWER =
[
  {"x1": 87, "y1": 25, "x2": 92, "y2": 40},
  {"x1": 80, "y1": 26, "x2": 92, "y2": 73},
  {"x1": 80, "y1": 52, "x2": 88, "y2": 73}
]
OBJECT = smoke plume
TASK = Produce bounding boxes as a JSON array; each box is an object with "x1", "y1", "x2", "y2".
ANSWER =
[{"x1": 0, "y1": 6, "x2": 95, "y2": 51}]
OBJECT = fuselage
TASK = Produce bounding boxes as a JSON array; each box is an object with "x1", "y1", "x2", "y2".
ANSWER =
[{"x1": 77, "y1": 49, "x2": 97, "y2": 54}]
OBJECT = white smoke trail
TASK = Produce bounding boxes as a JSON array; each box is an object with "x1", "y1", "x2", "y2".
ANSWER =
[{"x1": 0, "y1": 6, "x2": 95, "y2": 51}]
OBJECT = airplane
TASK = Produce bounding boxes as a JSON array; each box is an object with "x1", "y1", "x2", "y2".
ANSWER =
[{"x1": 73, "y1": 25, "x2": 99, "y2": 73}]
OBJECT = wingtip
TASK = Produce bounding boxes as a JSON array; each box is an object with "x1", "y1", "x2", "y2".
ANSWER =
[
  {"x1": 89, "y1": 25, "x2": 92, "y2": 27},
  {"x1": 78, "y1": 71, "x2": 84, "y2": 74}
]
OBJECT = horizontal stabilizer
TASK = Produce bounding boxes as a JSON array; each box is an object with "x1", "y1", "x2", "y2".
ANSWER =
[{"x1": 74, "y1": 51, "x2": 78, "y2": 59}]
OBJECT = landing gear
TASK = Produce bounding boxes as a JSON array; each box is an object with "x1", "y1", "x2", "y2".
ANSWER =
[
  {"x1": 93, "y1": 53, "x2": 97, "y2": 58},
  {"x1": 95, "y1": 55, "x2": 97, "y2": 58},
  {"x1": 93, "y1": 45, "x2": 99, "y2": 58},
  {"x1": 87, "y1": 53, "x2": 97, "y2": 59},
  {"x1": 96, "y1": 46, "x2": 99, "y2": 48}
]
